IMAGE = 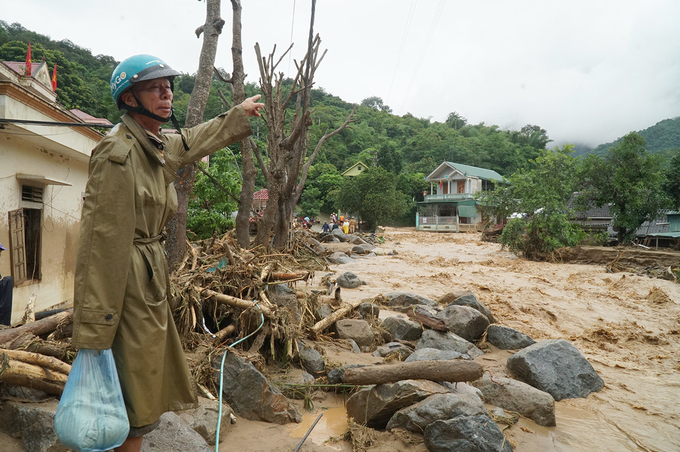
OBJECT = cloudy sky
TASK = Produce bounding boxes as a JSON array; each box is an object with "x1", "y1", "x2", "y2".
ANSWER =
[{"x1": 4, "y1": 0, "x2": 680, "y2": 147}]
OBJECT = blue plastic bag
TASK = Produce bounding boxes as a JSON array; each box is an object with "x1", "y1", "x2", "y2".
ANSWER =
[{"x1": 54, "y1": 349, "x2": 130, "y2": 452}]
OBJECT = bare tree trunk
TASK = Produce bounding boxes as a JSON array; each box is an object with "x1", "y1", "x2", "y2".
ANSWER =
[
  {"x1": 229, "y1": 0, "x2": 259, "y2": 249},
  {"x1": 342, "y1": 360, "x2": 483, "y2": 385},
  {"x1": 166, "y1": 0, "x2": 225, "y2": 271}
]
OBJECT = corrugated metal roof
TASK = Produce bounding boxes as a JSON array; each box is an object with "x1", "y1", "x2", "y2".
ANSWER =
[{"x1": 444, "y1": 162, "x2": 504, "y2": 182}]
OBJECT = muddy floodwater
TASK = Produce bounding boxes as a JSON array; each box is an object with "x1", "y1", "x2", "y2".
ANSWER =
[
  {"x1": 4, "y1": 228, "x2": 675, "y2": 451},
  {"x1": 262, "y1": 228, "x2": 680, "y2": 452}
]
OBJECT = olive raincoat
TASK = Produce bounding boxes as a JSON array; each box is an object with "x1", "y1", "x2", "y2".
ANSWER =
[{"x1": 72, "y1": 106, "x2": 251, "y2": 427}]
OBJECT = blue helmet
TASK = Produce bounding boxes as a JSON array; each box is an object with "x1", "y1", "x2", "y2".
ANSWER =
[{"x1": 110, "y1": 54, "x2": 181, "y2": 109}]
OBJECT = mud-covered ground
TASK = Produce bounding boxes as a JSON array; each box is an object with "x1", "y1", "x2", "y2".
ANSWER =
[
  {"x1": 4, "y1": 228, "x2": 678, "y2": 451},
  {"x1": 232, "y1": 228, "x2": 679, "y2": 452}
]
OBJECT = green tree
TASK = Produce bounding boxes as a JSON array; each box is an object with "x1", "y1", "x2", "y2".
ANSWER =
[
  {"x1": 478, "y1": 145, "x2": 588, "y2": 259},
  {"x1": 663, "y1": 150, "x2": 680, "y2": 209},
  {"x1": 337, "y1": 167, "x2": 408, "y2": 231},
  {"x1": 186, "y1": 149, "x2": 241, "y2": 239},
  {"x1": 579, "y1": 132, "x2": 671, "y2": 243}
]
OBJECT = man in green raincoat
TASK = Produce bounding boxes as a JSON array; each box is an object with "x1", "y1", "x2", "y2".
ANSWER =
[{"x1": 71, "y1": 54, "x2": 263, "y2": 452}]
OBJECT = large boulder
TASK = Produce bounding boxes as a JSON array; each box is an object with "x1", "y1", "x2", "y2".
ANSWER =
[
  {"x1": 386, "y1": 393, "x2": 488, "y2": 433},
  {"x1": 352, "y1": 244, "x2": 376, "y2": 255},
  {"x1": 436, "y1": 305, "x2": 490, "y2": 341},
  {"x1": 373, "y1": 342, "x2": 414, "y2": 360},
  {"x1": 486, "y1": 325, "x2": 536, "y2": 350},
  {"x1": 299, "y1": 346, "x2": 325, "y2": 377},
  {"x1": 331, "y1": 228, "x2": 348, "y2": 241},
  {"x1": 335, "y1": 319, "x2": 375, "y2": 347},
  {"x1": 381, "y1": 316, "x2": 423, "y2": 341},
  {"x1": 0, "y1": 399, "x2": 67, "y2": 452},
  {"x1": 506, "y1": 339, "x2": 604, "y2": 401},
  {"x1": 470, "y1": 374, "x2": 556, "y2": 427},
  {"x1": 404, "y1": 347, "x2": 467, "y2": 362},
  {"x1": 306, "y1": 237, "x2": 326, "y2": 254},
  {"x1": 416, "y1": 329, "x2": 484, "y2": 359},
  {"x1": 439, "y1": 291, "x2": 496, "y2": 324},
  {"x1": 178, "y1": 398, "x2": 235, "y2": 446},
  {"x1": 383, "y1": 292, "x2": 438, "y2": 308},
  {"x1": 424, "y1": 415, "x2": 513, "y2": 452},
  {"x1": 328, "y1": 252, "x2": 355, "y2": 264},
  {"x1": 142, "y1": 412, "x2": 211, "y2": 452},
  {"x1": 336, "y1": 272, "x2": 363, "y2": 289},
  {"x1": 212, "y1": 352, "x2": 301, "y2": 424},
  {"x1": 357, "y1": 302, "x2": 380, "y2": 320},
  {"x1": 346, "y1": 380, "x2": 450, "y2": 428}
]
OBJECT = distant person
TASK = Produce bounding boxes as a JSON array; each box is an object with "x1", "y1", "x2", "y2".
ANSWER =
[
  {"x1": 331, "y1": 221, "x2": 339, "y2": 231},
  {"x1": 349, "y1": 217, "x2": 356, "y2": 234},
  {"x1": 71, "y1": 54, "x2": 263, "y2": 452},
  {"x1": 331, "y1": 212, "x2": 337, "y2": 223},
  {"x1": 0, "y1": 242, "x2": 13, "y2": 326},
  {"x1": 322, "y1": 221, "x2": 330, "y2": 233},
  {"x1": 343, "y1": 219, "x2": 350, "y2": 234}
]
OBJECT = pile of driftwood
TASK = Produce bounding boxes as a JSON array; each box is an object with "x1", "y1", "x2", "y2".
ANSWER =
[{"x1": 0, "y1": 309, "x2": 73, "y2": 395}]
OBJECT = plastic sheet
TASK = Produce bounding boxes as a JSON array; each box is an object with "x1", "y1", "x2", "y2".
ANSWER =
[{"x1": 54, "y1": 349, "x2": 129, "y2": 451}]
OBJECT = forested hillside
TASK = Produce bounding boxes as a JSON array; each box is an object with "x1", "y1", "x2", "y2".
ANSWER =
[
  {"x1": 592, "y1": 116, "x2": 680, "y2": 158},
  {"x1": 4, "y1": 21, "x2": 678, "y2": 231}
]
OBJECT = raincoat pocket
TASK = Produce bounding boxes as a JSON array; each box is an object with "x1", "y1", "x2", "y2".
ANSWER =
[
  {"x1": 139, "y1": 248, "x2": 167, "y2": 306},
  {"x1": 54, "y1": 349, "x2": 129, "y2": 452}
]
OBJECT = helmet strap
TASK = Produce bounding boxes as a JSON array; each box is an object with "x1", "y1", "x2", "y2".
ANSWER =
[{"x1": 121, "y1": 92, "x2": 172, "y2": 123}]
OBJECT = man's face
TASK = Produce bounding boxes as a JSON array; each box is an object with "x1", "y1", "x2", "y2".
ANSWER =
[{"x1": 126, "y1": 77, "x2": 174, "y2": 119}]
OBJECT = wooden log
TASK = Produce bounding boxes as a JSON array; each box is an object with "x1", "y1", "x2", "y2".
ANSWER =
[
  {"x1": 0, "y1": 355, "x2": 68, "y2": 395},
  {"x1": 4, "y1": 333, "x2": 71, "y2": 360},
  {"x1": 0, "y1": 310, "x2": 72, "y2": 345},
  {"x1": 342, "y1": 360, "x2": 483, "y2": 385},
  {"x1": 201, "y1": 288, "x2": 274, "y2": 318},
  {"x1": 310, "y1": 298, "x2": 366, "y2": 335},
  {"x1": 0, "y1": 349, "x2": 71, "y2": 375},
  {"x1": 406, "y1": 306, "x2": 448, "y2": 332},
  {"x1": 214, "y1": 324, "x2": 237, "y2": 342},
  {"x1": 270, "y1": 271, "x2": 310, "y2": 281}
]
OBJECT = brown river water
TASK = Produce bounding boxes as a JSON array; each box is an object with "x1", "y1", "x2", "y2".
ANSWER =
[{"x1": 3, "y1": 228, "x2": 676, "y2": 451}]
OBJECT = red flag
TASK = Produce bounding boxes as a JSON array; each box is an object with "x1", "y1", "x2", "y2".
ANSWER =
[
  {"x1": 25, "y1": 42, "x2": 32, "y2": 76},
  {"x1": 52, "y1": 63, "x2": 57, "y2": 91}
]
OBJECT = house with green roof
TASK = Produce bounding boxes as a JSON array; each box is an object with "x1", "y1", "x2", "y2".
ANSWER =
[{"x1": 416, "y1": 162, "x2": 504, "y2": 232}]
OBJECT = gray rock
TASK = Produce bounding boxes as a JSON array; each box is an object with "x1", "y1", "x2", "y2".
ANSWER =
[
  {"x1": 212, "y1": 352, "x2": 301, "y2": 424},
  {"x1": 439, "y1": 291, "x2": 496, "y2": 324},
  {"x1": 486, "y1": 325, "x2": 536, "y2": 350},
  {"x1": 315, "y1": 303, "x2": 334, "y2": 321},
  {"x1": 319, "y1": 234, "x2": 340, "y2": 243},
  {"x1": 346, "y1": 380, "x2": 450, "y2": 428},
  {"x1": 346, "y1": 338, "x2": 362, "y2": 354},
  {"x1": 337, "y1": 272, "x2": 363, "y2": 289},
  {"x1": 335, "y1": 319, "x2": 375, "y2": 347},
  {"x1": 424, "y1": 415, "x2": 513, "y2": 452},
  {"x1": 299, "y1": 347, "x2": 325, "y2": 377},
  {"x1": 436, "y1": 305, "x2": 490, "y2": 341},
  {"x1": 470, "y1": 374, "x2": 555, "y2": 427},
  {"x1": 373, "y1": 342, "x2": 414, "y2": 359},
  {"x1": 352, "y1": 237, "x2": 368, "y2": 245},
  {"x1": 405, "y1": 347, "x2": 469, "y2": 362},
  {"x1": 438, "y1": 381, "x2": 484, "y2": 399},
  {"x1": 142, "y1": 412, "x2": 211, "y2": 451},
  {"x1": 357, "y1": 302, "x2": 380, "y2": 320},
  {"x1": 386, "y1": 393, "x2": 488, "y2": 433},
  {"x1": 307, "y1": 237, "x2": 326, "y2": 254},
  {"x1": 506, "y1": 339, "x2": 604, "y2": 401},
  {"x1": 178, "y1": 398, "x2": 234, "y2": 446},
  {"x1": 331, "y1": 228, "x2": 348, "y2": 241},
  {"x1": 383, "y1": 292, "x2": 438, "y2": 308},
  {"x1": 328, "y1": 364, "x2": 367, "y2": 384},
  {"x1": 381, "y1": 317, "x2": 423, "y2": 341},
  {"x1": 416, "y1": 330, "x2": 484, "y2": 359},
  {"x1": 328, "y1": 252, "x2": 355, "y2": 264},
  {"x1": 352, "y1": 244, "x2": 376, "y2": 255},
  {"x1": 0, "y1": 399, "x2": 67, "y2": 452}
]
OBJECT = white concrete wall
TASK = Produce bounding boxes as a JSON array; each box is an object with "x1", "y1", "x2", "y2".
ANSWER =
[{"x1": 1, "y1": 126, "x2": 93, "y2": 324}]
